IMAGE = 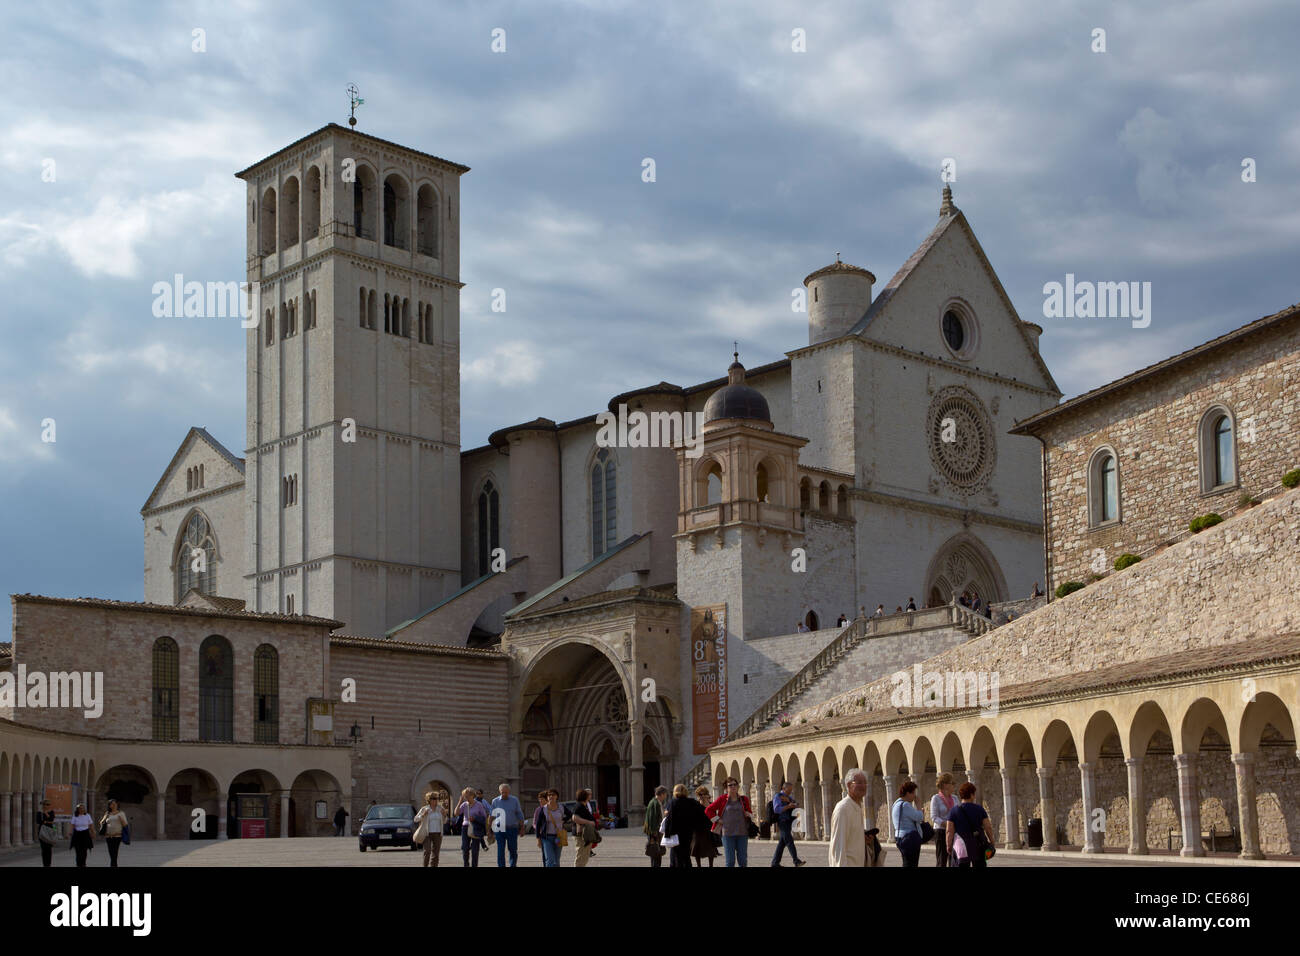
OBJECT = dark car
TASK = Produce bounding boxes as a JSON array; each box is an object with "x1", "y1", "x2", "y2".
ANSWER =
[{"x1": 358, "y1": 804, "x2": 420, "y2": 852}]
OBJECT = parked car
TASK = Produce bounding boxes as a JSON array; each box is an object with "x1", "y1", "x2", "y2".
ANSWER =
[{"x1": 358, "y1": 804, "x2": 419, "y2": 852}]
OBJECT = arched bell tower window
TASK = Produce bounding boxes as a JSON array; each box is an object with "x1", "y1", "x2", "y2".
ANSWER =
[
  {"x1": 799, "y1": 477, "x2": 811, "y2": 511},
  {"x1": 591, "y1": 449, "x2": 617, "y2": 558},
  {"x1": 756, "y1": 463, "x2": 769, "y2": 503},
  {"x1": 175, "y1": 512, "x2": 217, "y2": 602},
  {"x1": 706, "y1": 462, "x2": 723, "y2": 505},
  {"x1": 477, "y1": 480, "x2": 501, "y2": 576}
]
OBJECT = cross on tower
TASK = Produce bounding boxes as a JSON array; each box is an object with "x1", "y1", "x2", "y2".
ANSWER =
[{"x1": 347, "y1": 84, "x2": 364, "y2": 127}]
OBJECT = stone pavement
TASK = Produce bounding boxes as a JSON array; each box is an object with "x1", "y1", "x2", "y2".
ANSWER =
[{"x1": 2, "y1": 830, "x2": 1262, "y2": 867}]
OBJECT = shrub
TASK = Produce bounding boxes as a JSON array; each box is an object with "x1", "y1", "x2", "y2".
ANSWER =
[
  {"x1": 1190, "y1": 512, "x2": 1223, "y2": 533},
  {"x1": 1055, "y1": 581, "x2": 1085, "y2": 598},
  {"x1": 779, "y1": 720, "x2": 791, "y2": 727},
  {"x1": 1284, "y1": 468, "x2": 1300, "y2": 489},
  {"x1": 1114, "y1": 553, "x2": 1142, "y2": 571},
  {"x1": 1237, "y1": 492, "x2": 1258, "y2": 509}
]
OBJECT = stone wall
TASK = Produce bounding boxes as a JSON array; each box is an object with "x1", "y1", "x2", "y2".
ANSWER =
[
  {"x1": 329, "y1": 640, "x2": 511, "y2": 821},
  {"x1": 1033, "y1": 315, "x2": 1300, "y2": 589},
  {"x1": 797, "y1": 485, "x2": 1300, "y2": 722}
]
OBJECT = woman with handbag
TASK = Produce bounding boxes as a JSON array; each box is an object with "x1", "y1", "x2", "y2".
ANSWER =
[
  {"x1": 532, "y1": 790, "x2": 570, "y2": 868},
  {"x1": 414, "y1": 790, "x2": 444, "y2": 867},
  {"x1": 572, "y1": 788, "x2": 600, "y2": 867},
  {"x1": 100, "y1": 799, "x2": 130, "y2": 867},
  {"x1": 946, "y1": 782, "x2": 995, "y2": 868},
  {"x1": 69, "y1": 802, "x2": 94, "y2": 867},
  {"x1": 455, "y1": 787, "x2": 488, "y2": 867},
  {"x1": 690, "y1": 785, "x2": 719, "y2": 867},
  {"x1": 891, "y1": 780, "x2": 927, "y2": 867},
  {"x1": 37, "y1": 800, "x2": 57, "y2": 867},
  {"x1": 929, "y1": 773, "x2": 958, "y2": 867},
  {"x1": 663, "y1": 784, "x2": 707, "y2": 869},
  {"x1": 704, "y1": 778, "x2": 756, "y2": 867}
]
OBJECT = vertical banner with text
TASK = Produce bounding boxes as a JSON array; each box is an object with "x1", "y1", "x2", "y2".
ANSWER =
[{"x1": 691, "y1": 604, "x2": 728, "y2": 755}]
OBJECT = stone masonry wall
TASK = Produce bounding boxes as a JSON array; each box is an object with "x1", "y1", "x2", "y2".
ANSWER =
[
  {"x1": 797, "y1": 485, "x2": 1300, "y2": 723},
  {"x1": 1038, "y1": 317, "x2": 1300, "y2": 589}
]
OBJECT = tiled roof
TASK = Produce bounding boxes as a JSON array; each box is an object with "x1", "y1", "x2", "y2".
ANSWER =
[
  {"x1": 11, "y1": 594, "x2": 342, "y2": 629},
  {"x1": 1011, "y1": 303, "x2": 1300, "y2": 435},
  {"x1": 728, "y1": 632, "x2": 1300, "y2": 748},
  {"x1": 181, "y1": 591, "x2": 248, "y2": 613},
  {"x1": 329, "y1": 635, "x2": 508, "y2": 658},
  {"x1": 235, "y1": 123, "x2": 470, "y2": 178}
]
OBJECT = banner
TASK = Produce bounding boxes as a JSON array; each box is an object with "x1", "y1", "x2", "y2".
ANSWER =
[
  {"x1": 44, "y1": 783, "x2": 78, "y2": 822},
  {"x1": 691, "y1": 604, "x2": 728, "y2": 755}
]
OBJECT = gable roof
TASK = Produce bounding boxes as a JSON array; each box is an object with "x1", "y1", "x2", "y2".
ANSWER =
[
  {"x1": 506, "y1": 533, "x2": 650, "y2": 618},
  {"x1": 848, "y1": 205, "x2": 1059, "y2": 394},
  {"x1": 140, "y1": 427, "x2": 245, "y2": 514},
  {"x1": 1011, "y1": 302, "x2": 1300, "y2": 437},
  {"x1": 235, "y1": 123, "x2": 470, "y2": 179}
]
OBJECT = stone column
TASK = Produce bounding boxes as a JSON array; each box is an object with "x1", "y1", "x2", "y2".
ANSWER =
[
  {"x1": 756, "y1": 780, "x2": 768, "y2": 827},
  {"x1": 0, "y1": 792, "x2": 10, "y2": 849},
  {"x1": 883, "y1": 775, "x2": 898, "y2": 839},
  {"x1": 1079, "y1": 762, "x2": 1102, "y2": 853},
  {"x1": 1231, "y1": 753, "x2": 1264, "y2": 860},
  {"x1": 864, "y1": 775, "x2": 875, "y2": 833},
  {"x1": 1125, "y1": 757, "x2": 1146, "y2": 854},
  {"x1": 819, "y1": 781, "x2": 833, "y2": 842},
  {"x1": 21, "y1": 791, "x2": 33, "y2": 845},
  {"x1": 1036, "y1": 767, "x2": 1057, "y2": 851},
  {"x1": 280, "y1": 793, "x2": 291, "y2": 838},
  {"x1": 627, "y1": 722, "x2": 646, "y2": 828},
  {"x1": 1000, "y1": 768, "x2": 1018, "y2": 849},
  {"x1": 156, "y1": 794, "x2": 167, "y2": 841},
  {"x1": 1173, "y1": 753, "x2": 1202, "y2": 857},
  {"x1": 218, "y1": 797, "x2": 230, "y2": 841}
]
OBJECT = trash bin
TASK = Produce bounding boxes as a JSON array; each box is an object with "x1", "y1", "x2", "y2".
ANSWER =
[{"x1": 1027, "y1": 817, "x2": 1043, "y2": 848}]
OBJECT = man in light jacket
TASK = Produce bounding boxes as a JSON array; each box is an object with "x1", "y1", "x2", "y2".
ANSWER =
[{"x1": 828, "y1": 769, "x2": 869, "y2": 867}]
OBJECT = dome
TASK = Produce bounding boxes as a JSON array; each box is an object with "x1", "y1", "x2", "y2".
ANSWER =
[{"x1": 703, "y1": 354, "x2": 771, "y2": 425}]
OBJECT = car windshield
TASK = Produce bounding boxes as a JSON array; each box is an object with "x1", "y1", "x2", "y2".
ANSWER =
[{"x1": 365, "y1": 806, "x2": 409, "y2": 820}]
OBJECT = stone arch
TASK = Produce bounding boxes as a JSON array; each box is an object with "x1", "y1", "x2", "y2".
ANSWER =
[
  {"x1": 382, "y1": 171, "x2": 411, "y2": 249},
  {"x1": 884, "y1": 739, "x2": 909, "y2": 776},
  {"x1": 1080, "y1": 709, "x2": 1126, "y2": 849},
  {"x1": 416, "y1": 182, "x2": 439, "y2": 256},
  {"x1": 410, "y1": 759, "x2": 461, "y2": 808},
  {"x1": 938, "y1": 730, "x2": 965, "y2": 773},
  {"x1": 1238, "y1": 691, "x2": 1300, "y2": 855},
  {"x1": 924, "y1": 530, "x2": 1008, "y2": 606},
  {"x1": 289, "y1": 769, "x2": 342, "y2": 838},
  {"x1": 860, "y1": 740, "x2": 882, "y2": 777},
  {"x1": 163, "y1": 767, "x2": 221, "y2": 839},
  {"x1": 279, "y1": 175, "x2": 299, "y2": 247},
  {"x1": 259, "y1": 185, "x2": 276, "y2": 255},
  {"x1": 1198, "y1": 402, "x2": 1238, "y2": 494},
  {"x1": 753, "y1": 454, "x2": 786, "y2": 505},
  {"x1": 303, "y1": 165, "x2": 321, "y2": 239},
  {"x1": 352, "y1": 162, "x2": 378, "y2": 240},
  {"x1": 1087, "y1": 444, "x2": 1122, "y2": 527}
]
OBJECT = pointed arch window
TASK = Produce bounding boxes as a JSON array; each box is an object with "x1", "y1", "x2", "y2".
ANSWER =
[
  {"x1": 477, "y1": 480, "x2": 501, "y2": 576},
  {"x1": 175, "y1": 512, "x2": 216, "y2": 601},
  {"x1": 152, "y1": 637, "x2": 179, "y2": 741},
  {"x1": 198, "y1": 635, "x2": 233, "y2": 742},
  {"x1": 254, "y1": 644, "x2": 279, "y2": 744},
  {"x1": 591, "y1": 449, "x2": 617, "y2": 557}
]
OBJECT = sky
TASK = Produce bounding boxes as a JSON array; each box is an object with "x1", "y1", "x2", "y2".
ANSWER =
[{"x1": 2, "y1": 0, "x2": 1298, "y2": 637}]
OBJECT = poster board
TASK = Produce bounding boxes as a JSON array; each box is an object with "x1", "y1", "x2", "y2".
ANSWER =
[{"x1": 691, "y1": 604, "x2": 728, "y2": 755}]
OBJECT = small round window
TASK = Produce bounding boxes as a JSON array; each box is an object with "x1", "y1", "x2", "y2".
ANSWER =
[{"x1": 942, "y1": 310, "x2": 965, "y2": 352}]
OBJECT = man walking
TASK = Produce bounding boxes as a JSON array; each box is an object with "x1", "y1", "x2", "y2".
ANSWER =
[
  {"x1": 491, "y1": 783, "x2": 525, "y2": 867},
  {"x1": 828, "y1": 769, "x2": 868, "y2": 867},
  {"x1": 333, "y1": 805, "x2": 348, "y2": 837},
  {"x1": 770, "y1": 781, "x2": 806, "y2": 867},
  {"x1": 643, "y1": 786, "x2": 668, "y2": 868}
]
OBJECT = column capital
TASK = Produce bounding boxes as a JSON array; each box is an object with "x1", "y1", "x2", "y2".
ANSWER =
[
  {"x1": 1078, "y1": 762, "x2": 1094, "y2": 774},
  {"x1": 1124, "y1": 756, "x2": 1143, "y2": 769},
  {"x1": 1036, "y1": 766, "x2": 1054, "y2": 781},
  {"x1": 1230, "y1": 751, "x2": 1255, "y2": 769},
  {"x1": 1173, "y1": 752, "x2": 1198, "y2": 770},
  {"x1": 1000, "y1": 766, "x2": 1015, "y2": 782}
]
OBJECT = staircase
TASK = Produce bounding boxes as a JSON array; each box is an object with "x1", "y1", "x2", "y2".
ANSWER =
[{"x1": 684, "y1": 604, "x2": 997, "y2": 787}]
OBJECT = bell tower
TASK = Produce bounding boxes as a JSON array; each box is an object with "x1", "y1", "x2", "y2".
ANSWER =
[
  {"x1": 674, "y1": 354, "x2": 807, "y2": 641},
  {"x1": 236, "y1": 122, "x2": 470, "y2": 636}
]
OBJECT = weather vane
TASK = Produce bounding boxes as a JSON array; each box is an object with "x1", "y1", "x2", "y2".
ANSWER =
[{"x1": 347, "y1": 84, "x2": 364, "y2": 127}]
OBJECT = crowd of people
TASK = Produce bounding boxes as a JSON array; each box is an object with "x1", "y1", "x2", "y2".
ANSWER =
[{"x1": 35, "y1": 798, "x2": 131, "y2": 867}]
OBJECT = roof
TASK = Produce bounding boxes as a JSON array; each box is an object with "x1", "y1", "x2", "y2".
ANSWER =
[
  {"x1": 386, "y1": 556, "x2": 527, "y2": 636},
  {"x1": 11, "y1": 593, "x2": 342, "y2": 629},
  {"x1": 803, "y1": 260, "x2": 876, "y2": 286},
  {"x1": 727, "y1": 631, "x2": 1300, "y2": 748},
  {"x1": 506, "y1": 533, "x2": 654, "y2": 618},
  {"x1": 509, "y1": 582, "x2": 678, "y2": 621},
  {"x1": 1011, "y1": 302, "x2": 1300, "y2": 436},
  {"x1": 329, "y1": 635, "x2": 508, "y2": 659},
  {"x1": 140, "y1": 427, "x2": 245, "y2": 514},
  {"x1": 179, "y1": 589, "x2": 248, "y2": 613},
  {"x1": 235, "y1": 123, "x2": 470, "y2": 179}
]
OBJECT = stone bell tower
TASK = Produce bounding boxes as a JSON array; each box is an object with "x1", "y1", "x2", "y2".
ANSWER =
[
  {"x1": 674, "y1": 354, "x2": 807, "y2": 641},
  {"x1": 236, "y1": 122, "x2": 469, "y2": 636}
]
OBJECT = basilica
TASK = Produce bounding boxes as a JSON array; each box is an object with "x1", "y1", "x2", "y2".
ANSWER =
[{"x1": 9, "y1": 123, "x2": 1293, "y2": 856}]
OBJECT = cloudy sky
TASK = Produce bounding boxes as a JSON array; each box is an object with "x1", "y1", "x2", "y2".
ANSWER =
[{"x1": 2, "y1": 0, "x2": 1298, "y2": 636}]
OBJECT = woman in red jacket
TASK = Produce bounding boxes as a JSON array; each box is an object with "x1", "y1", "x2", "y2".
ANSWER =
[{"x1": 705, "y1": 778, "x2": 755, "y2": 867}]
